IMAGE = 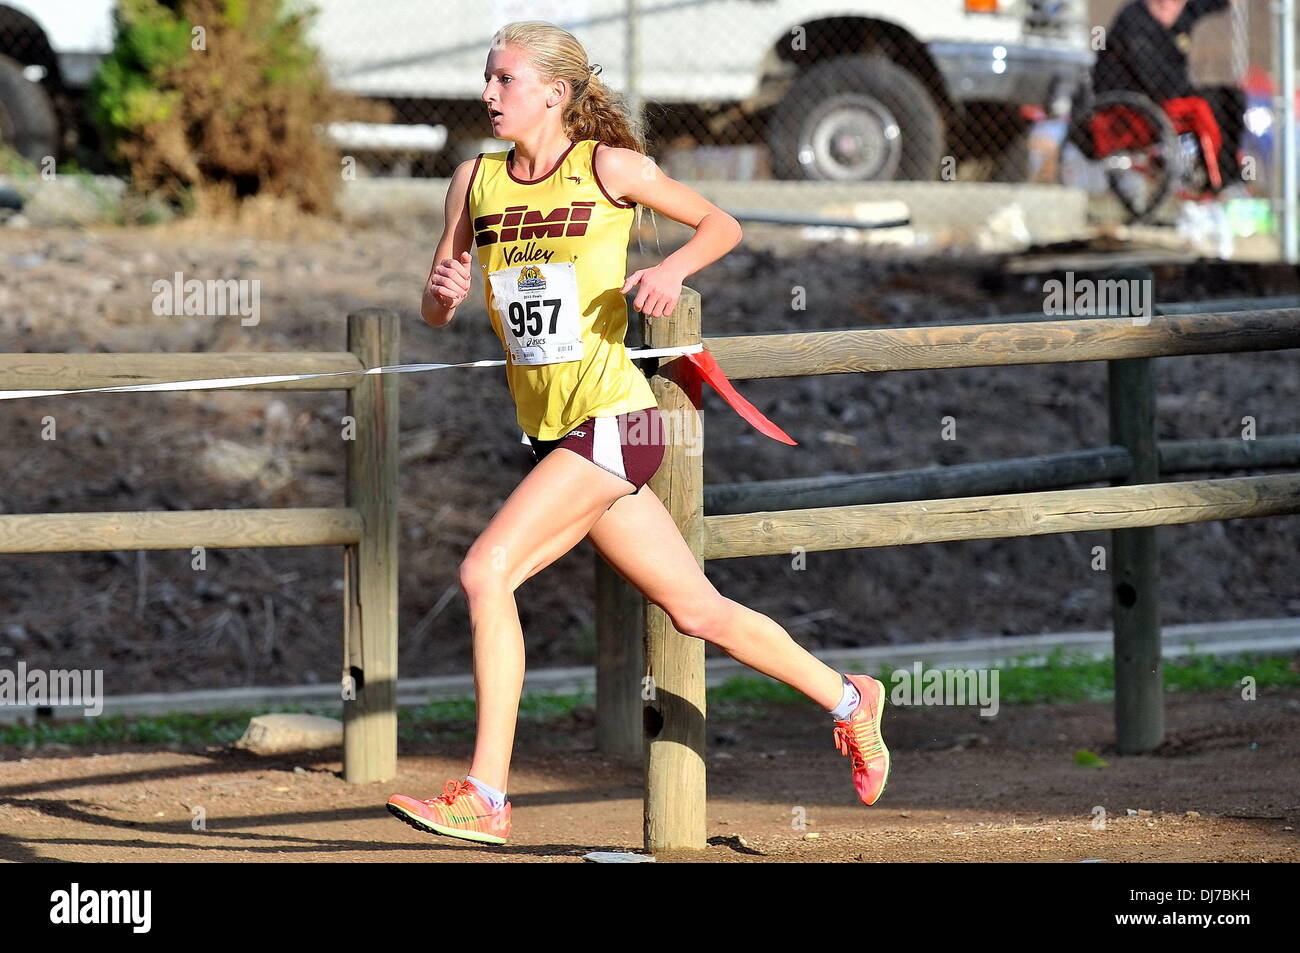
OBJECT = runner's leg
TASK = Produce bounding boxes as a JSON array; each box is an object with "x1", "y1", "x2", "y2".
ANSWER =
[
  {"x1": 584, "y1": 486, "x2": 844, "y2": 708},
  {"x1": 460, "y1": 446, "x2": 637, "y2": 792}
]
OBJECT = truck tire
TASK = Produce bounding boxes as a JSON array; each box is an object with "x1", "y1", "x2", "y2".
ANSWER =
[
  {"x1": 766, "y1": 54, "x2": 944, "y2": 182},
  {"x1": 0, "y1": 54, "x2": 58, "y2": 163}
]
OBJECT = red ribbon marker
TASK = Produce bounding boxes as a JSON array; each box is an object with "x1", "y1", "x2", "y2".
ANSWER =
[{"x1": 679, "y1": 348, "x2": 797, "y2": 446}]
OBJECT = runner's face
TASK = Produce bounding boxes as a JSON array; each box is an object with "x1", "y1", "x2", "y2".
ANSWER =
[{"x1": 483, "y1": 44, "x2": 553, "y2": 140}]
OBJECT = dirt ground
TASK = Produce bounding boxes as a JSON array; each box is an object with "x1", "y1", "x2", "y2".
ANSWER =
[
  {"x1": 2, "y1": 687, "x2": 1296, "y2": 862},
  {"x1": 0, "y1": 220, "x2": 1298, "y2": 694}
]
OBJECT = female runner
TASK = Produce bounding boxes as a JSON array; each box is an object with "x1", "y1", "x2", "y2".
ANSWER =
[{"x1": 387, "y1": 20, "x2": 888, "y2": 845}]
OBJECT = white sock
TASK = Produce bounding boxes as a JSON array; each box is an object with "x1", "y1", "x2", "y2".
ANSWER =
[
  {"x1": 465, "y1": 775, "x2": 506, "y2": 810},
  {"x1": 828, "y1": 676, "x2": 861, "y2": 721}
]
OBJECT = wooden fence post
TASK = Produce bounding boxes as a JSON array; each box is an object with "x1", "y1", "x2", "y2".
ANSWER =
[
  {"x1": 342, "y1": 308, "x2": 401, "y2": 783},
  {"x1": 1106, "y1": 268, "x2": 1164, "y2": 754},
  {"x1": 595, "y1": 556, "x2": 644, "y2": 760},
  {"x1": 641, "y1": 287, "x2": 707, "y2": 852}
]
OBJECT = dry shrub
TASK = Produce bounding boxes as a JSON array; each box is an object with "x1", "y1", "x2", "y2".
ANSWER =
[{"x1": 91, "y1": 0, "x2": 391, "y2": 220}]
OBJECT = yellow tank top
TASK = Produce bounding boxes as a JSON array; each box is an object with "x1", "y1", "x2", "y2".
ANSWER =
[{"x1": 467, "y1": 138, "x2": 660, "y2": 440}]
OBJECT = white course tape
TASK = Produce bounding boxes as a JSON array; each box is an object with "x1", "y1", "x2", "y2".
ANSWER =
[{"x1": 0, "y1": 343, "x2": 704, "y2": 401}]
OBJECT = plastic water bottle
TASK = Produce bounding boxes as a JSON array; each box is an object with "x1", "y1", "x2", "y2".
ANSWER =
[
  {"x1": 1208, "y1": 200, "x2": 1234, "y2": 259},
  {"x1": 1176, "y1": 201, "x2": 1233, "y2": 259}
]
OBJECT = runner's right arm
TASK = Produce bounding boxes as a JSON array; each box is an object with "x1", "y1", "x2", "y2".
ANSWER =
[{"x1": 421, "y1": 158, "x2": 477, "y2": 328}]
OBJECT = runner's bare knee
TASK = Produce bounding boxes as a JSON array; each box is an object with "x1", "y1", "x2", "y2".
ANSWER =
[
  {"x1": 458, "y1": 549, "x2": 513, "y2": 600},
  {"x1": 667, "y1": 596, "x2": 735, "y2": 644}
]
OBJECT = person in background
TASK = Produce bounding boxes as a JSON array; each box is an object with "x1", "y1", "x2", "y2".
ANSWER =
[{"x1": 1092, "y1": 0, "x2": 1246, "y2": 189}]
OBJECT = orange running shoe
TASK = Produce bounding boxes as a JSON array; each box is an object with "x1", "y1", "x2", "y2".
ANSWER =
[
  {"x1": 387, "y1": 779, "x2": 511, "y2": 845},
  {"x1": 832, "y1": 674, "x2": 891, "y2": 805}
]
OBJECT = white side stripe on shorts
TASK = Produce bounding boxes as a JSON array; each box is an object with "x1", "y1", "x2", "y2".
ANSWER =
[{"x1": 592, "y1": 416, "x2": 627, "y2": 481}]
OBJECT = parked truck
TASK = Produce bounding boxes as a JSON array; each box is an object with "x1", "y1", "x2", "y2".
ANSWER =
[{"x1": 1, "y1": 0, "x2": 1093, "y2": 181}]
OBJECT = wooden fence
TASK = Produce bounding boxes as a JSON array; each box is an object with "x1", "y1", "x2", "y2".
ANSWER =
[
  {"x1": 600, "y1": 285, "x2": 1300, "y2": 851},
  {"x1": 4, "y1": 293, "x2": 1298, "y2": 854},
  {"x1": 0, "y1": 309, "x2": 400, "y2": 784}
]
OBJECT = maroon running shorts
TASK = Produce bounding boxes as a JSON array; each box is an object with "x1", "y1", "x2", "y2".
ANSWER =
[{"x1": 526, "y1": 406, "x2": 666, "y2": 493}]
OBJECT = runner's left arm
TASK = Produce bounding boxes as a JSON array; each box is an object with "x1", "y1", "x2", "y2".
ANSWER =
[{"x1": 597, "y1": 146, "x2": 743, "y2": 319}]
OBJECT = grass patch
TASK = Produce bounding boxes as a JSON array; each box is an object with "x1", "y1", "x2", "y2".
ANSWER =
[
  {"x1": 2, "y1": 652, "x2": 1295, "y2": 750},
  {"x1": 0, "y1": 704, "x2": 335, "y2": 749},
  {"x1": 711, "y1": 649, "x2": 1299, "y2": 709}
]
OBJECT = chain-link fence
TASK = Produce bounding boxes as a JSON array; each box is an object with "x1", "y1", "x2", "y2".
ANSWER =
[
  {"x1": 302, "y1": 0, "x2": 1096, "y2": 183},
  {"x1": 0, "y1": 1, "x2": 1296, "y2": 250}
]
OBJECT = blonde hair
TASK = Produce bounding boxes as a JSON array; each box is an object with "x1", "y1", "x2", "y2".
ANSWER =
[{"x1": 490, "y1": 20, "x2": 646, "y2": 153}]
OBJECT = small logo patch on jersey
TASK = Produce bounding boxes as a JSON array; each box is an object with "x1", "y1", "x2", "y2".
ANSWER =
[
  {"x1": 516, "y1": 264, "x2": 546, "y2": 291},
  {"x1": 565, "y1": 175, "x2": 582, "y2": 184},
  {"x1": 568, "y1": 430, "x2": 587, "y2": 438}
]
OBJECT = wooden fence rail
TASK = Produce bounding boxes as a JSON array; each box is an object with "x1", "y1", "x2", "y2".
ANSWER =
[
  {"x1": 700, "y1": 473, "x2": 1300, "y2": 558},
  {"x1": 702, "y1": 310, "x2": 1300, "y2": 379},
  {"x1": 0, "y1": 508, "x2": 361, "y2": 552},
  {"x1": 703, "y1": 435, "x2": 1300, "y2": 514},
  {"x1": 0, "y1": 353, "x2": 367, "y2": 391}
]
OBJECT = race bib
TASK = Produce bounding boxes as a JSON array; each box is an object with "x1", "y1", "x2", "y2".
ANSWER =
[{"x1": 487, "y1": 261, "x2": 584, "y2": 365}]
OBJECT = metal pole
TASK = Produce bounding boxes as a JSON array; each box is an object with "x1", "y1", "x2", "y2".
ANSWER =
[
  {"x1": 1280, "y1": 0, "x2": 1298, "y2": 261},
  {"x1": 626, "y1": 0, "x2": 643, "y2": 136}
]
